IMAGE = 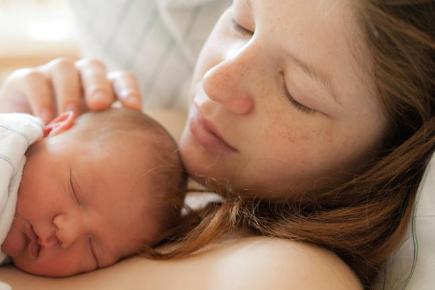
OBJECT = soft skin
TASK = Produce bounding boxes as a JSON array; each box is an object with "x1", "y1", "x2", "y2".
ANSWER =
[
  {"x1": 0, "y1": 236, "x2": 363, "y2": 290},
  {"x1": 1, "y1": 112, "x2": 161, "y2": 277},
  {"x1": 0, "y1": 1, "x2": 387, "y2": 199},
  {"x1": 0, "y1": 0, "x2": 389, "y2": 289},
  {"x1": 180, "y1": 0, "x2": 387, "y2": 197}
]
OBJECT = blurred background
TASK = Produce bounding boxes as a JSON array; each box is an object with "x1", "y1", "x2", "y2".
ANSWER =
[{"x1": 0, "y1": 0, "x2": 79, "y2": 83}]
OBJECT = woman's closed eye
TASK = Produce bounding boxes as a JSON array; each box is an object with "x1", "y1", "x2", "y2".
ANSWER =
[
  {"x1": 228, "y1": 12, "x2": 316, "y2": 115},
  {"x1": 286, "y1": 91, "x2": 316, "y2": 114},
  {"x1": 229, "y1": 10, "x2": 315, "y2": 114},
  {"x1": 281, "y1": 73, "x2": 316, "y2": 114},
  {"x1": 230, "y1": 15, "x2": 253, "y2": 36}
]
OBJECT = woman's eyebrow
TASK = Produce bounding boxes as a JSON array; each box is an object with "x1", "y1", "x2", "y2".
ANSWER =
[{"x1": 285, "y1": 51, "x2": 341, "y2": 105}]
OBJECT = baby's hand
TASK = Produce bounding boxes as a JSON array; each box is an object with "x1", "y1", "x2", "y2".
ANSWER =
[{"x1": 0, "y1": 58, "x2": 142, "y2": 124}]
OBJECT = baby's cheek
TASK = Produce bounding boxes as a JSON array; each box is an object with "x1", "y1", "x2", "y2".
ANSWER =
[
  {"x1": 1, "y1": 216, "x2": 30, "y2": 259},
  {"x1": 14, "y1": 244, "x2": 95, "y2": 277},
  {"x1": 2, "y1": 231, "x2": 24, "y2": 259}
]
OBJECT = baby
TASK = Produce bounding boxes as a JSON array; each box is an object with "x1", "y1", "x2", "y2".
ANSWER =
[{"x1": 0, "y1": 108, "x2": 186, "y2": 277}]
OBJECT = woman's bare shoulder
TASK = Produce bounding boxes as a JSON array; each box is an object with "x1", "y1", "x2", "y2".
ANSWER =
[
  {"x1": 207, "y1": 236, "x2": 363, "y2": 290},
  {"x1": 0, "y1": 237, "x2": 362, "y2": 290}
]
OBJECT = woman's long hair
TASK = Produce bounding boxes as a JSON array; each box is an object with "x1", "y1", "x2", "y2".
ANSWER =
[{"x1": 144, "y1": 1, "x2": 435, "y2": 289}]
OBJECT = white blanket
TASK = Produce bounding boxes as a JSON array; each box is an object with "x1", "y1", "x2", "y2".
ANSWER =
[{"x1": 0, "y1": 114, "x2": 42, "y2": 264}]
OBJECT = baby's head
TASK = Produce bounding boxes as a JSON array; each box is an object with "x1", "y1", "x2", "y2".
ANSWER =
[{"x1": 2, "y1": 108, "x2": 186, "y2": 277}]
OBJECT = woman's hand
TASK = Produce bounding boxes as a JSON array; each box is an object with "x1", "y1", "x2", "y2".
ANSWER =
[{"x1": 0, "y1": 58, "x2": 142, "y2": 123}]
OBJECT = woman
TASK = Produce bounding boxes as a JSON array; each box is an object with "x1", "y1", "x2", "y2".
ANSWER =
[{"x1": 0, "y1": 0, "x2": 433, "y2": 289}]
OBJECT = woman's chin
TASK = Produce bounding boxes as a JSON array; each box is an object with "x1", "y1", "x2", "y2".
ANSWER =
[{"x1": 180, "y1": 128, "x2": 221, "y2": 176}]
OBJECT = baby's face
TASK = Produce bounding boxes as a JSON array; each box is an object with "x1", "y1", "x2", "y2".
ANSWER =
[{"x1": 1, "y1": 129, "x2": 160, "y2": 277}]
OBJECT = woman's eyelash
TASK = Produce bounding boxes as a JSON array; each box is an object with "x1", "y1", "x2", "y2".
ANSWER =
[
  {"x1": 281, "y1": 73, "x2": 316, "y2": 114},
  {"x1": 286, "y1": 91, "x2": 316, "y2": 114},
  {"x1": 231, "y1": 17, "x2": 252, "y2": 35},
  {"x1": 230, "y1": 18, "x2": 313, "y2": 114}
]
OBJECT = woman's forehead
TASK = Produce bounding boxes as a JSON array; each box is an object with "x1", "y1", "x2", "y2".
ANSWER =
[
  {"x1": 245, "y1": 0, "x2": 360, "y2": 60},
  {"x1": 238, "y1": 0, "x2": 354, "y2": 17}
]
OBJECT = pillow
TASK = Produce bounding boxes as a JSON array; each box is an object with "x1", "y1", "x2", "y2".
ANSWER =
[{"x1": 374, "y1": 153, "x2": 435, "y2": 290}]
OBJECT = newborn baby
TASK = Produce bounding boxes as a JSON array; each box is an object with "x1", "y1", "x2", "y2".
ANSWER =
[{"x1": 0, "y1": 108, "x2": 186, "y2": 277}]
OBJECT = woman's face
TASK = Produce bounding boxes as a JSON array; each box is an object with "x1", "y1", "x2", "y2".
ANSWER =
[{"x1": 180, "y1": 0, "x2": 387, "y2": 197}]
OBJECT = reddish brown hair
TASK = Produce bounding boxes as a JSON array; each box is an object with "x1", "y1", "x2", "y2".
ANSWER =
[{"x1": 147, "y1": 1, "x2": 434, "y2": 289}]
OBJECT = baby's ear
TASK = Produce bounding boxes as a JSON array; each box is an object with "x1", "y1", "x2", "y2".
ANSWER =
[{"x1": 43, "y1": 111, "x2": 76, "y2": 137}]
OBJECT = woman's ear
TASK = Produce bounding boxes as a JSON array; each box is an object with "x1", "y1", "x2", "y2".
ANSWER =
[{"x1": 43, "y1": 111, "x2": 76, "y2": 137}]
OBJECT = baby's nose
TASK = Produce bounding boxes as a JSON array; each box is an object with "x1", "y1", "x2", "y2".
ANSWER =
[{"x1": 53, "y1": 214, "x2": 86, "y2": 249}]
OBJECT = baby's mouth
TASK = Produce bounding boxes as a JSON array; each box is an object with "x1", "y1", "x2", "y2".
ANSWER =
[{"x1": 26, "y1": 224, "x2": 40, "y2": 260}]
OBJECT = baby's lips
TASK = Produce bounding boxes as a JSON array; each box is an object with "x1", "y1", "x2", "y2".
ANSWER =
[
  {"x1": 28, "y1": 239, "x2": 40, "y2": 260},
  {"x1": 25, "y1": 224, "x2": 41, "y2": 260}
]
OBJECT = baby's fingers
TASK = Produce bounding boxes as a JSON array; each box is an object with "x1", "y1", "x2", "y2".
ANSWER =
[
  {"x1": 75, "y1": 58, "x2": 115, "y2": 111},
  {"x1": 108, "y1": 71, "x2": 142, "y2": 110}
]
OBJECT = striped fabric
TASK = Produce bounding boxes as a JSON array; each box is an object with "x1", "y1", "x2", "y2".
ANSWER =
[{"x1": 67, "y1": 0, "x2": 230, "y2": 112}]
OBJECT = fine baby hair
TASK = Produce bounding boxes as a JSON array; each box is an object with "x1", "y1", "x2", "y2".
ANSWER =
[{"x1": 75, "y1": 108, "x2": 187, "y2": 236}]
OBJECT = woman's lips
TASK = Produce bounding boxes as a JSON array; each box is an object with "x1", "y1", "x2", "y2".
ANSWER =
[
  {"x1": 26, "y1": 224, "x2": 40, "y2": 260},
  {"x1": 189, "y1": 108, "x2": 238, "y2": 154}
]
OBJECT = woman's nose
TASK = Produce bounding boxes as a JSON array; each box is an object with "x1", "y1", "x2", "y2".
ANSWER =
[
  {"x1": 202, "y1": 51, "x2": 256, "y2": 115},
  {"x1": 52, "y1": 213, "x2": 86, "y2": 249}
]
